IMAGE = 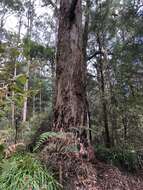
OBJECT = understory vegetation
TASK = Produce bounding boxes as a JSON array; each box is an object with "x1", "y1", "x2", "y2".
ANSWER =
[
  {"x1": 95, "y1": 145, "x2": 143, "y2": 172},
  {"x1": 0, "y1": 153, "x2": 61, "y2": 190},
  {"x1": 0, "y1": 0, "x2": 143, "y2": 189}
]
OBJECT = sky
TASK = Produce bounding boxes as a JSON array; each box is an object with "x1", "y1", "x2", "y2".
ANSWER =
[
  {"x1": 4, "y1": 0, "x2": 143, "y2": 32},
  {"x1": 5, "y1": 0, "x2": 52, "y2": 35},
  {"x1": 3, "y1": 0, "x2": 143, "y2": 43}
]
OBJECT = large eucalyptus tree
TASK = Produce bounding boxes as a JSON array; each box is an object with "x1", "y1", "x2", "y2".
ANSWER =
[{"x1": 53, "y1": 0, "x2": 88, "y2": 132}]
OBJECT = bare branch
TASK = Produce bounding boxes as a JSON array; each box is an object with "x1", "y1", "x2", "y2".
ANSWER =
[
  {"x1": 87, "y1": 51, "x2": 113, "y2": 61},
  {"x1": 87, "y1": 51, "x2": 103, "y2": 61},
  {"x1": 42, "y1": 0, "x2": 58, "y2": 11}
]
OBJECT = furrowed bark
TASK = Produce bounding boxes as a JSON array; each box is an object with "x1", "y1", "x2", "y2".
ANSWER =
[{"x1": 53, "y1": 0, "x2": 87, "y2": 132}]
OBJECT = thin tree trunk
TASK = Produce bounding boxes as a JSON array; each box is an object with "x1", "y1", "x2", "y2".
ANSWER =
[
  {"x1": 83, "y1": 0, "x2": 92, "y2": 142},
  {"x1": 11, "y1": 65, "x2": 17, "y2": 127},
  {"x1": 104, "y1": 47, "x2": 118, "y2": 147},
  {"x1": 53, "y1": 0, "x2": 88, "y2": 132},
  {"x1": 11, "y1": 16, "x2": 22, "y2": 128},
  {"x1": 51, "y1": 58, "x2": 56, "y2": 112},
  {"x1": 22, "y1": 0, "x2": 34, "y2": 122},
  {"x1": 32, "y1": 95, "x2": 35, "y2": 117},
  {"x1": 22, "y1": 60, "x2": 30, "y2": 122},
  {"x1": 122, "y1": 113, "x2": 128, "y2": 142},
  {"x1": 97, "y1": 36, "x2": 111, "y2": 148},
  {"x1": 39, "y1": 88, "x2": 42, "y2": 113},
  {"x1": 39, "y1": 67, "x2": 42, "y2": 113}
]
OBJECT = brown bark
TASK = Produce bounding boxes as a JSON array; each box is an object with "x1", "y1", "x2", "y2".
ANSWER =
[
  {"x1": 53, "y1": 0, "x2": 87, "y2": 131},
  {"x1": 83, "y1": 0, "x2": 92, "y2": 142},
  {"x1": 96, "y1": 36, "x2": 111, "y2": 148}
]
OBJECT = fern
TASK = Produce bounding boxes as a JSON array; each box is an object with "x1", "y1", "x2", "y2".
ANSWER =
[
  {"x1": 34, "y1": 132, "x2": 66, "y2": 151},
  {"x1": 0, "y1": 154, "x2": 61, "y2": 190}
]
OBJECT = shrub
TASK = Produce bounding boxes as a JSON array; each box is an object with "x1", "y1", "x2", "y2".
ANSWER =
[
  {"x1": 95, "y1": 145, "x2": 143, "y2": 172},
  {"x1": 0, "y1": 153, "x2": 61, "y2": 190}
]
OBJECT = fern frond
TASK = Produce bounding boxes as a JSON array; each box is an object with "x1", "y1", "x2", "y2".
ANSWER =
[
  {"x1": 0, "y1": 154, "x2": 61, "y2": 190},
  {"x1": 34, "y1": 131, "x2": 65, "y2": 151}
]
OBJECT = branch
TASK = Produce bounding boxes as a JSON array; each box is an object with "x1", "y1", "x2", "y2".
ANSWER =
[
  {"x1": 87, "y1": 51, "x2": 113, "y2": 61},
  {"x1": 48, "y1": 0, "x2": 57, "y2": 9},
  {"x1": 87, "y1": 51, "x2": 103, "y2": 61},
  {"x1": 87, "y1": 73, "x2": 96, "y2": 78},
  {"x1": 42, "y1": 0, "x2": 58, "y2": 11}
]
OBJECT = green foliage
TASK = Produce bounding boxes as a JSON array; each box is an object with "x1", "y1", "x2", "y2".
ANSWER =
[
  {"x1": 34, "y1": 132, "x2": 66, "y2": 151},
  {"x1": 0, "y1": 128, "x2": 15, "y2": 145},
  {"x1": 0, "y1": 144, "x2": 5, "y2": 160},
  {"x1": 15, "y1": 74, "x2": 28, "y2": 86},
  {"x1": 0, "y1": 154, "x2": 61, "y2": 190},
  {"x1": 0, "y1": 0, "x2": 23, "y2": 12},
  {"x1": 0, "y1": 44, "x2": 5, "y2": 54},
  {"x1": 95, "y1": 145, "x2": 143, "y2": 172},
  {"x1": 0, "y1": 144, "x2": 5, "y2": 152},
  {"x1": 23, "y1": 38, "x2": 55, "y2": 59}
]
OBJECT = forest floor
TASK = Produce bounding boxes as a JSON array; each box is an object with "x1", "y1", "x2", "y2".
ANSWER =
[
  {"x1": 61, "y1": 156, "x2": 143, "y2": 190},
  {"x1": 52, "y1": 152, "x2": 143, "y2": 190},
  {"x1": 39, "y1": 133, "x2": 143, "y2": 190},
  {"x1": 94, "y1": 160, "x2": 143, "y2": 190}
]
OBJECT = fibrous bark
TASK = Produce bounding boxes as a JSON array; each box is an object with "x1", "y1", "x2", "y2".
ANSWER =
[{"x1": 53, "y1": 0, "x2": 87, "y2": 131}]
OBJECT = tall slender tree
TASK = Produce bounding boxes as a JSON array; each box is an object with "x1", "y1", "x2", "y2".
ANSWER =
[{"x1": 22, "y1": 0, "x2": 35, "y2": 122}]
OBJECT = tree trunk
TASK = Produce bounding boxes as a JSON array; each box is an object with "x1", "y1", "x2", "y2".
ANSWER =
[
  {"x1": 53, "y1": 0, "x2": 87, "y2": 132},
  {"x1": 11, "y1": 65, "x2": 17, "y2": 128},
  {"x1": 122, "y1": 113, "x2": 128, "y2": 142},
  {"x1": 22, "y1": 60, "x2": 30, "y2": 122},
  {"x1": 22, "y1": 1, "x2": 34, "y2": 122},
  {"x1": 12, "y1": 17, "x2": 22, "y2": 128},
  {"x1": 51, "y1": 58, "x2": 56, "y2": 112},
  {"x1": 83, "y1": 0, "x2": 92, "y2": 142},
  {"x1": 97, "y1": 36, "x2": 111, "y2": 148}
]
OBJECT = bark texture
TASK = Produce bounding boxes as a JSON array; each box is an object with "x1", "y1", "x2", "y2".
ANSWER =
[{"x1": 53, "y1": 0, "x2": 87, "y2": 131}]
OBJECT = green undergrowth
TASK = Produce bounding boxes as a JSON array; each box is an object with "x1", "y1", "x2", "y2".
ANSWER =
[
  {"x1": 34, "y1": 131, "x2": 64, "y2": 151},
  {"x1": 95, "y1": 145, "x2": 143, "y2": 172},
  {"x1": 0, "y1": 153, "x2": 61, "y2": 190},
  {"x1": 0, "y1": 144, "x2": 5, "y2": 161}
]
